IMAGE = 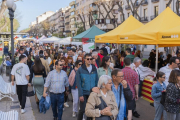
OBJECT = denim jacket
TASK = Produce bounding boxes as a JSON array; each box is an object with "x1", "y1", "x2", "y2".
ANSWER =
[{"x1": 151, "y1": 81, "x2": 166, "y2": 102}]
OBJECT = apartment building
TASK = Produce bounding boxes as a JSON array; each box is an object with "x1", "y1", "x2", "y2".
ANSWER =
[
  {"x1": 118, "y1": 0, "x2": 179, "y2": 23},
  {"x1": 65, "y1": 8, "x2": 71, "y2": 36},
  {"x1": 75, "y1": 0, "x2": 119, "y2": 31},
  {"x1": 69, "y1": 1, "x2": 76, "y2": 35},
  {"x1": 36, "y1": 11, "x2": 55, "y2": 24}
]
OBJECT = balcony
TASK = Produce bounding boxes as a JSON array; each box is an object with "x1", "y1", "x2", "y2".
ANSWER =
[
  {"x1": 59, "y1": 26, "x2": 65, "y2": 28},
  {"x1": 70, "y1": 21, "x2": 75, "y2": 25},
  {"x1": 151, "y1": 0, "x2": 159, "y2": 3},
  {"x1": 69, "y1": 1, "x2": 75, "y2": 6},
  {"x1": 65, "y1": 22, "x2": 69, "y2": 25},
  {"x1": 141, "y1": 1, "x2": 148, "y2": 6},
  {"x1": 70, "y1": 27, "x2": 76, "y2": 31},
  {"x1": 70, "y1": 8, "x2": 75, "y2": 13},
  {"x1": 151, "y1": 15, "x2": 158, "y2": 20},
  {"x1": 125, "y1": 5, "x2": 131, "y2": 10},
  {"x1": 65, "y1": 15, "x2": 70, "y2": 18},
  {"x1": 140, "y1": 17, "x2": 148, "y2": 22}
]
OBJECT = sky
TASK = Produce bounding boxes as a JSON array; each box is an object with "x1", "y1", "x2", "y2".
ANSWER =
[{"x1": 16, "y1": 0, "x2": 73, "y2": 31}]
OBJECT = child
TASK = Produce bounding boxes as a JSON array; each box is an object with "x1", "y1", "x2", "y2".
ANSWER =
[
  {"x1": 151, "y1": 72, "x2": 167, "y2": 120},
  {"x1": 5, "y1": 56, "x2": 12, "y2": 66}
]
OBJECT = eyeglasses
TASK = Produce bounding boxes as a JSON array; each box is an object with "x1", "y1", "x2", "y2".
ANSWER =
[
  {"x1": 86, "y1": 58, "x2": 93, "y2": 61},
  {"x1": 116, "y1": 75, "x2": 124, "y2": 78},
  {"x1": 59, "y1": 64, "x2": 63, "y2": 66}
]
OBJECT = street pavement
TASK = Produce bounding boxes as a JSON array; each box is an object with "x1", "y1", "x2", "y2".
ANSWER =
[{"x1": 28, "y1": 86, "x2": 155, "y2": 120}]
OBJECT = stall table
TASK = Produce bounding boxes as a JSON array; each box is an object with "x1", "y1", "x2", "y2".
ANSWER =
[{"x1": 141, "y1": 76, "x2": 154, "y2": 103}]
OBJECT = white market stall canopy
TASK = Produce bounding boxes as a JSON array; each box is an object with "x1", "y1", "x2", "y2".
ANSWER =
[
  {"x1": 54, "y1": 37, "x2": 71, "y2": 45},
  {"x1": 16, "y1": 37, "x2": 35, "y2": 41},
  {"x1": 40, "y1": 36, "x2": 62, "y2": 43},
  {"x1": 36, "y1": 35, "x2": 47, "y2": 43}
]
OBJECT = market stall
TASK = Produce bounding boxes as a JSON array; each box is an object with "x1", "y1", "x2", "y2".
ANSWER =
[
  {"x1": 95, "y1": 15, "x2": 144, "y2": 43},
  {"x1": 39, "y1": 36, "x2": 62, "y2": 43},
  {"x1": 54, "y1": 37, "x2": 71, "y2": 45},
  {"x1": 73, "y1": 25, "x2": 105, "y2": 52}
]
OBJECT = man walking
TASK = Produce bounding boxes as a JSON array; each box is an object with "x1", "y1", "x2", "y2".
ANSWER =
[
  {"x1": 125, "y1": 48, "x2": 135, "y2": 64},
  {"x1": 43, "y1": 60, "x2": 69, "y2": 120},
  {"x1": 11, "y1": 55, "x2": 30, "y2": 114},
  {"x1": 122, "y1": 57, "x2": 140, "y2": 118},
  {"x1": 76, "y1": 53, "x2": 98, "y2": 120}
]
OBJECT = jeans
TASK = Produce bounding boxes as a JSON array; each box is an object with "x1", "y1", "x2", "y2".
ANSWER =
[
  {"x1": 50, "y1": 93, "x2": 64, "y2": 120},
  {"x1": 16, "y1": 85, "x2": 28, "y2": 109},
  {"x1": 71, "y1": 88, "x2": 79, "y2": 112},
  {"x1": 77, "y1": 95, "x2": 90, "y2": 120},
  {"x1": 166, "y1": 112, "x2": 180, "y2": 120},
  {"x1": 154, "y1": 101, "x2": 166, "y2": 120}
]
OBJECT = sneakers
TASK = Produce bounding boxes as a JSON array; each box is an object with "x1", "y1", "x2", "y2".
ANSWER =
[
  {"x1": 72, "y1": 112, "x2": 76, "y2": 117},
  {"x1": 64, "y1": 102, "x2": 69, "y2": 107},
  {"x1": 21, "y1": 109, "x2": 26, "y2": 114},
  {"x1": 133, "y1": 111, "x2": 140, "y2": 118}
]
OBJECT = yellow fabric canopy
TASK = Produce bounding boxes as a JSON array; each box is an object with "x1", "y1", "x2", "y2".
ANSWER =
[
  {"x1": 95, "y1": 15, "x2": 143, "y2": 43},
  {"x1": 118, "y1": 7, "x2": 180, "y2": 47}
]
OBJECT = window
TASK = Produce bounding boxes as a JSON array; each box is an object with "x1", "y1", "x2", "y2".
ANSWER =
[
  {"x1": 120, "y1": 14, "x2": 123, "y2": 22},
  {"x1": 128, "y1": 13, "x2": 130, "y2": 17},
  {"x1": 71, "y1": 25, "x2": 75, "y2": 28},
  {"x1": 76, "y1": 3, "x2": 79, "y2": 7},
  {"x1": 102, "y1": 19, "x2": 104, "y2": 24},
  {"x1": 106, "y1": 19, "x2": 110, "y2": 24},
  {"x1": 95, "y1": 19, "x2": 98, "y2": 24},
  {"x1": 144, "y1": 9, "x2": 147, "y2": 17},
  {"x1": 154, "y1": 6, "x2": 158, "y2": 16},
  {"x1": 71, "y1": 18, "x2": 74, "y2": 22}
]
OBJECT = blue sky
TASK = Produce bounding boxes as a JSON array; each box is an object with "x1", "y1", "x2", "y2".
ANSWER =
[{"x1": 16, "y1": 0, "x2": 73, "y2": 31}]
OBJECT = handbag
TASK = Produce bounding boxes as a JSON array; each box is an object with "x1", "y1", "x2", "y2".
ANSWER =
[
  {"x1": 94, "y1": 97, "x2": 111, "y2": 120},
  {"x1": 160, "y1": 92, "x2": 166, "y2": 106}
]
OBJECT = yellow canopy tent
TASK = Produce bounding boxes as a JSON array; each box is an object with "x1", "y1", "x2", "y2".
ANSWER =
[
  {"x1": 118, "y1": 7, "x2": 180, "y2": 47},
  {"x1": 118, "y1": 7, "x2": 180, "y2": 72},
  {"x1": 95, "y1": 15, "x2": 143, "y2": 43}
]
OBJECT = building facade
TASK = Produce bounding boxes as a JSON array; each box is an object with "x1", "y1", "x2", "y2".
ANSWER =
[{"x1": 69, "y1": 1, "x2": 76, "y2": 35}]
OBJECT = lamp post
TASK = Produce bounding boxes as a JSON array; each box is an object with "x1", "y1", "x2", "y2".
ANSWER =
[
  {"x1": 63, "y1": 32, "x2": 66, "y2": 38},
  {"x1": 72, "y1": 30, "x2": 75, "y2": 37},
  {"x1": 6, "y1": 0, "x2": 16, "y2": 63}
]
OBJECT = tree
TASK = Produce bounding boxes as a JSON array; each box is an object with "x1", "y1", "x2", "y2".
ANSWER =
[
  {"x1": 19, "y1": 28, "x2": 30, "y2": 33},
  {"x1": 0, "y1": 0, "x2": 22, "y2": 32},
  {"x1": 76, "y1": 22, "x2": 85, "y2": 35},
  {"x1": 49, "y1": 22, "x2": 56, "y2": 34},
  {"x1": 41, "y1": 20, "x2": 50, "y2": 36},
  {"x1": 126, "y1": 0, "x2": 145, "y2": 20}
]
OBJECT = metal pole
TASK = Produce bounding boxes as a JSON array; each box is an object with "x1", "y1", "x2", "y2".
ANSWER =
[
  {"x1": 155, "y1": 45, "x2": 158, "y2": 73},
  {"x1": 8, "y1": 8, "x2": 14, "y2": 65}
]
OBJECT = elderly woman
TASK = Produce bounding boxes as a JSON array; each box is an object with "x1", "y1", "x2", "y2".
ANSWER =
[{"x1": 85, "y1": 75, "x2": 118, "y2": 120}]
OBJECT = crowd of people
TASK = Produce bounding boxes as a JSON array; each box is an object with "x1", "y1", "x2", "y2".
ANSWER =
[{"x1": 3, "y1": 42, "x2": 180, "y2": 120}]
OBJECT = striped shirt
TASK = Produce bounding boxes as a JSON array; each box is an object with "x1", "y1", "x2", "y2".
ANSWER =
[{"x1": 44, "y1": 69, "x2": 69, "y2": 93}]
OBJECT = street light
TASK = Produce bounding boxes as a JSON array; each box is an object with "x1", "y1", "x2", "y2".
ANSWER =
[
  {"x1": 63, "y1": 32, "x2": 66, "y2": 38},
  {"x1": 6, "y1": 0, "x2": 16, "y2": 64},
  {"x1": 72, "y1": 30, "x2": 75, "y2": 37}
]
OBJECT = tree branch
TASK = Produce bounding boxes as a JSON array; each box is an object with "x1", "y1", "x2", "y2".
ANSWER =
[{"x1": 0, "y1": 15, "x2": 7, "y2": 32}]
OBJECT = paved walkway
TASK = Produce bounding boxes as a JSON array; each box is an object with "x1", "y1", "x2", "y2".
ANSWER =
[
  {"x1": 0, "y1": 71, "x2": 35, "y2": 120},
  {"x1": 29, "y1": 84, "x2": 155, "y2": 120}
]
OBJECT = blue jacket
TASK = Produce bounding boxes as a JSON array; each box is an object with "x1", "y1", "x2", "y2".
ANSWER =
[
  {"x1": 6, "y1": 61, "x2": 12, "y2": 66},
  {"x1": 39, "y1": 96, "x2": 51, "y2": 114},
  {"x1": 76, "y1": 64, "x2": 98, "y2": 97},
  {"x1": 151, "y1": 81, "x2": 166, "y2": 102}
]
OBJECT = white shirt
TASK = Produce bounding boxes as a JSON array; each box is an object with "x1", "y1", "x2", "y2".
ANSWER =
[
  {"x1": 159, "y1": 64, "x2": 172, "y2": 86},
  {"x1": 47, "y1": 57, "x2": 52, "y2": 65},
  {"x1": 105, "y1": 46, "x2": 110, "y2": 54},
  {"x1": 100, "y1": 90, "x2": 107, "y2": 98},
  {"x1": 11, "y1": 63, "x2": 30, "y2": 85},
  {"x1": 87, "y1": 65, "x2": 92, "y2": 73}
]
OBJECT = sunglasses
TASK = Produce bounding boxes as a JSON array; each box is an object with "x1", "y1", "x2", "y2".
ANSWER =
[
  {"x1": 59, "y1": 64, "x2": 63, "y2": 66},
  {"x1": 79, "y1": 64, "x2": 82, "y2": 65},
  {"x1": 86, "y1": 58, "x2": 93, "y2": 60}
]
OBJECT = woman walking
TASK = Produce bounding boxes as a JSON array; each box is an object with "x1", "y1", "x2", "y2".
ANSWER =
[
  {"x1": 30, "y1": 56, "x2": 47, "y2": 109},
  {"x1": 164, "y1": 70, "x2": 180, "y2": 120},
  {"x1": 151, "y1": 72, "x2": 166, "y2": 120},
  {"x1": 97, "y1": 56, "x2": 113, "y2": 78},
  {"x1": 68, "y1": 60, "x2": 82, "y2": 117}
]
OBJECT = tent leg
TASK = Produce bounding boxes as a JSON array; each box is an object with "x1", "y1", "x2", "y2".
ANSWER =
[
  {"x1": 155, "y1": 45, "x2": 158, "y2": 73},
  {"x1": 117, "y1": 44, "x2": 119, "y2": 49}
]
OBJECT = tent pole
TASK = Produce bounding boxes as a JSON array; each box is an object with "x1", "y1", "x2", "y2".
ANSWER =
[
  {"x1": 155, "y1": 45, "x2": 158, "y2": 73},
  {"x1": 117, "y1": 44, "x2": 119, "y2": 49}
]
